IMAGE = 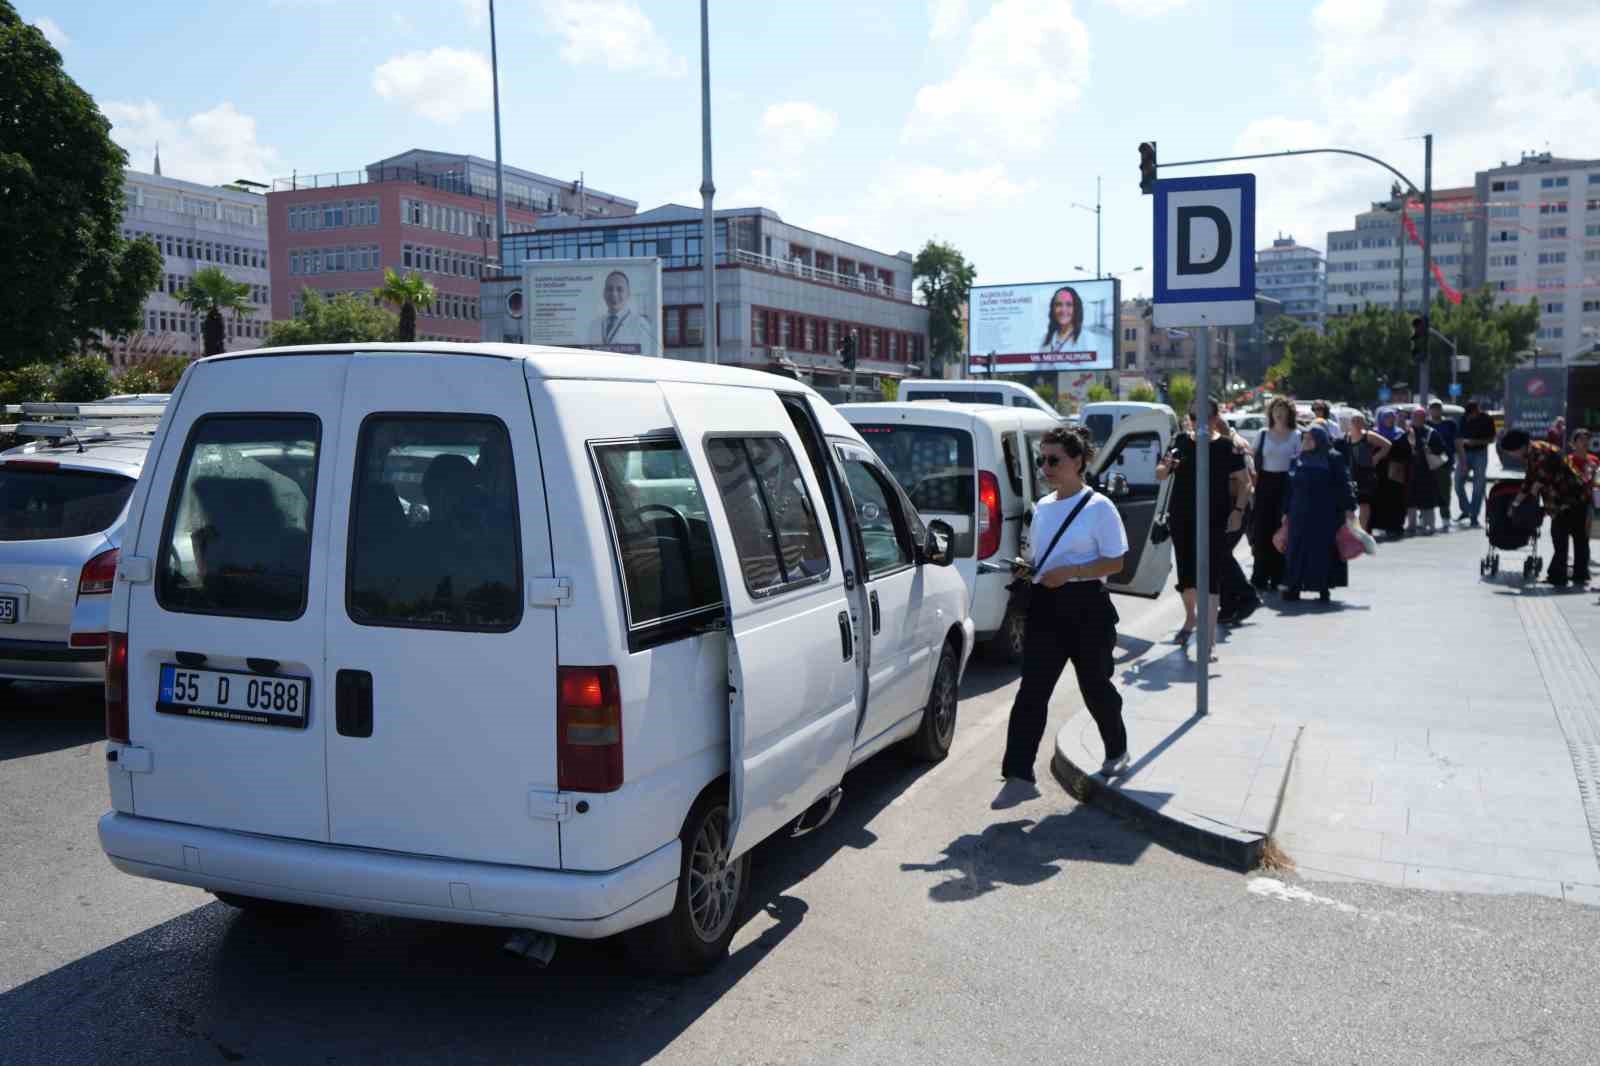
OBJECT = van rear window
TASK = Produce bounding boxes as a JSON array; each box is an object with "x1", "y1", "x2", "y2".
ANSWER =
[
  {"x1": 854, "y1": 425, "x2": 975, "y2": 516},
  {"x1": 0, "y1": 468, "x2": 133, "y2": 541},
  {"x1": 157, "y1": 416, "x2": 320, "y2": 620}
]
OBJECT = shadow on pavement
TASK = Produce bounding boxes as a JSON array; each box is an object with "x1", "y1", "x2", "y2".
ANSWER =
[
  {"x1": 0, "y1": 682, "x2": 103, "y2": 763},
  {"x1": 1118, "y1": 645, "x2": 1216, "y2": 693},
  {"x1": 899, "y1": 805, "x2": 1151, "y2": 903},
  {"x1": 1260, "y1": 598, "x2": 1372, "y2": 617},
  {"x1": 0, "y1": 738, "x2": 939, "y2": 1066},
  {"x1": 957, "y1": 658, "x2": 1020, "y2": 700}
]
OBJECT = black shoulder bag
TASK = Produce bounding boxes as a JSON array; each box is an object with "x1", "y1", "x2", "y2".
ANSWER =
[{"x1": 1009, "y1": 491, "x2": 1095, "y2": 611}]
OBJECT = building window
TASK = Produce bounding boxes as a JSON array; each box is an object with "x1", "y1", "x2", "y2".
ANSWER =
[
  {"x1": 1583, "y1": 300, "x2": 1600, "y2": 313},
  {"x1": 780, "y1": 314, "x2": 793, "y2": 348},
  {"x1": 1541, "y1": 177, "x2": 1570, "y2": 189},
  {"x1": 1538, "y1": 252, "x2": 1567, "y2": 265},
  {"x1": 1540, "y1": 202, "x2": 1570, "y2": 215},
  {"x1": 1543, "y1": 301, "x2": 1565, "y2": 315},
  {"x1": 685, "y1": 307, "x2": 705, "y2": 347},
  {"x1": 804, "y1": 318, "x2": 817, "y2": 352},
  {"x1": 751, "y1": 308, "x2": 766, "y2": 348}
]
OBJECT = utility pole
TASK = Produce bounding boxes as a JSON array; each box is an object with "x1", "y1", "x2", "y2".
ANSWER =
[
  {"x1": 488, "y1": 0, "x2": 507, "y2": 269},
  {"x1": 1195, "y1": 322, "x2": 1212, "y2": 711},
  {"x1": 1418, "y1": 133, "x2": 1434, "y2": 406},
  {"x1": 1095, "y1": 175, "x2": 1102, "y2": 278},
  {"x1": 698, "y1": 0, "x2": 717, "y2": 364}
]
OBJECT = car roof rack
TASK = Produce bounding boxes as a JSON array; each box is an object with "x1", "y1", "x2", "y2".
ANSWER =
[{"x1": 3, "y1": 398, "x2": 169, "y2": 454}]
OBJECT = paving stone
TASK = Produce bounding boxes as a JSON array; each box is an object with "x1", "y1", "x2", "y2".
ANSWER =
[{"x1": 1282, "y1": 848, "x2": 1407, "y2": 888}]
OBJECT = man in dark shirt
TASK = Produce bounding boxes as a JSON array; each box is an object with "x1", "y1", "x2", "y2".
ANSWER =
[
  {"x1": 1501, "y1": 429, "x2": 1589, "y2": 586},
  {"x1": 1454, "y1": 401, "x2": 1495, "y2": 527},
  {"x1": 1427, "y1": 401, "x2": 1457, "y2": 527}
]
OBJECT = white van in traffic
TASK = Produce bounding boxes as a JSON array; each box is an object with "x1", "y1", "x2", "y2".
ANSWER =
[
  {"x1": 897, "y1": 378, "x2": 1063, "y2": 420},
  {"x1": 96, "y1": 344, "x2": 973, "y2": 973}
]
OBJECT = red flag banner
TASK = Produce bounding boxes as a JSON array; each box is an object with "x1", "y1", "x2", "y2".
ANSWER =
[{"x1": 1401, "y1": 202, "x2": 1462, "y2": 304}]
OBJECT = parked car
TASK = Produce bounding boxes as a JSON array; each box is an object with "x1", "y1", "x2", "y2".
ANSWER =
[
  {"x1": 897, "y1": 378, "x2": 1064, "y2": 419},
  {"x1": 96, "y1": 344, "x2": 974, "y2": 974},
  {"x1": 1223, "y1": 411, "x2": 1267, "y2": 435},
  {"x1": 1, "y1": 400, "x2": 168, "y2": 686},
  {"x1": 840, "y1": 402, "x2": 1176, "y2": 662}
]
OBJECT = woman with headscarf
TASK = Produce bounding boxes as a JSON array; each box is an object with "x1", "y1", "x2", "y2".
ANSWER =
[
  {"x1": 1039, "y1": 286, "x2": 1084, "y2": 354},
  {"x1": 1281, "y1": 425, "x2": 1357, "y2": 603},
  {"x1": 1371, "y1": 408, "x2": 1412, "y2": 538}
]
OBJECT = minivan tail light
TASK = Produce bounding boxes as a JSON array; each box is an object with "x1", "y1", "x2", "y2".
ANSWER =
[
  {"x1": 977, "y1": 471, "x2": 1002, "y2": 559},
  {"x1": 557, "y1": 666, "x2": 623, "y2": 792},
  {"x1": 79, "y1": 547, "x2": 120, "y2": 597},
  {"x1": 4, "y1": 459, "x2": 59, "y2": 471},
  {"x1": 106, "y1": 632, "x2": 130, "y2": 743}
]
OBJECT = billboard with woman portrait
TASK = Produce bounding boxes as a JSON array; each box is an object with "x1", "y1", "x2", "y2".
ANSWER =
[{"x1": 967, "y1": 278, "x2": 1119, "y2": 374}]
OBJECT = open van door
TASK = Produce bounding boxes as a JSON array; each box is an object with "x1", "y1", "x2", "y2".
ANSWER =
[
  {"x1": 1095, "y1": 413, "x2": 1174, "y2": 597},
  {"x1": 659, "y1": 382, "x2": 859, "y2": 859}
]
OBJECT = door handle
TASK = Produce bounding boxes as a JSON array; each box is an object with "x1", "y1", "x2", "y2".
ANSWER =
[
  {"x1": 869, "y1": 590, "x2": 881, "y2": 634},
  {"x1": 336, "y1": 669, "x2": 373, "y2": 738},
  {"x1": 837, "y1": 611, "x2": 853, "y2": 662}
]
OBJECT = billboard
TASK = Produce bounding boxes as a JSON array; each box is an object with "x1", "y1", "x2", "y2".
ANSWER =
[
  {"x1": 1505, "y1": 367, "x2": 1566, "y2": 436},
  {"x1": 517, "y1": 257, "x2": 662, "y2": 356},
  {"x1": 968, "y1": 278, "x2": 1119, "y2": 374}
]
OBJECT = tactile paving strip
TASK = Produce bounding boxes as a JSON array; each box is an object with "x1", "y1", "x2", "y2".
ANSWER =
[{"x1": 1518, "y1": 598, "x2": 1600, "y2": 864}]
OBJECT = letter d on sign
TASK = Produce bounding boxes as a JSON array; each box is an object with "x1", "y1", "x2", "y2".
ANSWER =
[{"x1": 1177, "y1": 206, "x2": 1232, "y2": 276}]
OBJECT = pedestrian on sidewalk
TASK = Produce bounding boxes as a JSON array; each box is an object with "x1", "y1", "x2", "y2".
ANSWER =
[
  {"x1": 1404, "y1": 408, "x2": 1446, "y2": 535},
  {"x1": 999, "y1": 427, "x2": 1131, "y2": 792},
  {"x1": 1280, "y1": 425, "x2": 1357, "y2": 603},
  {"x1": 1546, "y1": 416, "x2": 1567, "y2": 448},
  {"x1": 1220, "y1": 418, "x2": 1262, "y2": 626},
  {"x1": 1455, "y1": 401, "x2": 1495, "y2": 527},
  {"x1": 1249, "y1": 397, "x2": 1299, "y2": 591},
  {"x1": 1501, "y1": 429, "x2": 1590, "y2": 588},
  {"x1": 1427, "y1": 401, "x2": 1458, "y2": 528},
  {"x1": 1372, "y1": 408, "x2": 1411, "y2": 539},
  {"x1": 1337, "y1": 413, "x2": 1390, "y2": 533},
  {"x1": 1570, "y1": 428, "x2": 1599, "y2": 538},
  {"x1": 1157, "y1": 399, "x2": 1250, "y2": 644}
]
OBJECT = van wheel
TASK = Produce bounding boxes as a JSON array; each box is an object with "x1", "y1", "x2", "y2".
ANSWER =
[
  {"x1": 993, "y1": 605, "x2": 1027, "y2": 664},
  {"x1": 907, "y1": 643, "x2": 959, "y2": 762},
  {"x1": 627, "y1": 794, "x2": 749, "y2": 975},
  {"x1": 212, "y1": 891, "x2": 319, "y2": 919}
]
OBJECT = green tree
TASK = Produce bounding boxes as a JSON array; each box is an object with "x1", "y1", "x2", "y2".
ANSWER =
[
  {"x1": 1086, "y1": 382, "x2": 1114, "y2": 403},
  {"x1": 374, "y1": 268, "x2": 436, "y2": 342},
  {"x1": 1128, "y1": 383, "x2": 1158, "y2": 403},
  {"x1": 267, "y1": 290, "x2": 399, "y2": 347},
  {"x1": 178, "y1": 267, "x2": 254, "y2": 356},
  {"x1": 0, "y1": 4, "x2": 162, "y2": 366},
  {"x1": 912, "y1": 240, "x2": 976, "y2": 377},
  {"x1": 113, "y1": 364, "x2": 162, "y2": 394},
  {"x1": 1033, "y1": 379, "x2": 1059, "y2": 412},
  {"x1": 53, "y1": 353, "x2": 113, "y2": 402},
  {"x1": 139, "y1": 354, "x2": 194, "y2": 391},
  {"x1": 877, "y1": 376, "x2": 899, "y2": 402},
  {"x1": 1167, "y1": 373, "x2": 1196, "y2": 419},
  {"x1": 0, "y1": 362, "x2": 56, "y2": 406}
]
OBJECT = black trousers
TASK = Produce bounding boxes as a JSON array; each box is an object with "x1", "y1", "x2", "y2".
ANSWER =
[
  {"x1": 1548, "y1": 505, "x2": 1591, "y2": 582},
  {"x1": 1221, "y1": 518, "x2": 1257, "y2": 614},
  {"x1": 1001, "y1": 582, "x2": 1125, "y2": 782}
]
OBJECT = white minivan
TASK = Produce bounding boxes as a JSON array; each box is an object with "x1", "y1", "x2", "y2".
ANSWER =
[
  {"x1": 839, "y1": 402, "x2": 1176, "y2": 662},
  {"x1": 96, "y1": 344, "x2": 974, "y2": 973},
  {"x1": 897, "y1": 378, "x2": 1064, "y2": 420}
]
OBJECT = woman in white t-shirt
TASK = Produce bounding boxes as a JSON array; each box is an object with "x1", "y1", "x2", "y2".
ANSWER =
[{"x1": 998, "y1": 427, "x2": 1132, "y2": 797}]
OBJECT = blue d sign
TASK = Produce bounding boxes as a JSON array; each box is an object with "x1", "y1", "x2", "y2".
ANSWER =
[
  {"x1": 1377, "y1": 386, "x2": 1392, "y2": 403},
  {"x1": 1448, "y1": 383, "x2": 1462, "y2": 398}
]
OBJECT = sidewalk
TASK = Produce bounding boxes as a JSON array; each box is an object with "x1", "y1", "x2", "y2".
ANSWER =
[{"x1": 1051, "y1": 523, "x2": 1600, "y2": 904}]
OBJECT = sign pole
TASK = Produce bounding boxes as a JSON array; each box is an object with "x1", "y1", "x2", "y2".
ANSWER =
[{"x1": 1194, "y1": 322, "x2": 1211, "y2": 713}]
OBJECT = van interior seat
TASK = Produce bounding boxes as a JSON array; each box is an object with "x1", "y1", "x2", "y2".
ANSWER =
[{"x1": 191, "y1": 476, "x2": 307, "y2": 583}]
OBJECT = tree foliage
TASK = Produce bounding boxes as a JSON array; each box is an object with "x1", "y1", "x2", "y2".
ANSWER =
[
  {"x1": 912, "y1": 240, "x2": 976, "y2": 377},
  {"x1": 179, "y1": 267, "x2": 254, "y2": 356},
  {"x1": 1128, "y1": 383, "x2": 1158, "y2": 403},
  {"x1": 54, "y1": 353, "x2": 114, "y2": 402},
  {"x1": 0, "y1": 362, "x2": 56, "y2": 405},
  {"x1": 1167, "y1": 374, "x2": 1196, "y2": 419},
  {"x1": 374, "y1": 268, "x2": 437, "y2": 343},
  {"x1": 137, "y1": 354, "x2": 194, "y2": 391},
  {"x1": 266, "y1": 290, "x2": 399, "y2": 347},
  {"x1": 1086, "y1": 382, "x2": 1114, "y2": 403},
  {"x1": 1266, "y1": 290, "x2": 1537, "y2": 403},
  {"x1": 113, "y1": 364, "x2": 163, "y2": 394},
  {"x1": 0, "y1": 4, "x2": 162, "y2": 366}
]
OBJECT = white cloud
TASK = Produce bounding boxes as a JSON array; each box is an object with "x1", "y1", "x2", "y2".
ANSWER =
[
  {"x1": 759, "y1": 102, "x2": 839, "y2": 156},
  {"x1": 1096, "y1": 0, "x2": 1190, "y2": 16},
  {"x1": 32, "y1": 15, "x2": 70, "y2": 48},
  {"x1": 458, "y1": 0, "x2": 488, "y2": 28},
  {"x1": 372, "y1": 47, "x2": 492, "y2": 123},
  {"x1": 539, "y1": 0, "x2": 687, "y2": 77},
  {"x1": 103, "y1": 101, "x2": 285, "y2": 185},
  {"x1": 904, "y1": 0, "x2": 1090, "y2": 158},
  {"x1": 928, "y1": 0, "x2": 968, "y2": 39}
]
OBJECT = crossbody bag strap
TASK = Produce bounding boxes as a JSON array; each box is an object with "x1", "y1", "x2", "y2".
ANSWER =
[{"x1": 1035, "y1": 491, "x2": 1095, "y2": 576}]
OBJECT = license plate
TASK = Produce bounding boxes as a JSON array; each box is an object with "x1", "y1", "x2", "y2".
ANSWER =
[
  {"x1": 158, "y1": 664, "x2": 310, "y2": 728},
  {"x1": 0, "y1": 596, "x2": 15, "y2": 624}
]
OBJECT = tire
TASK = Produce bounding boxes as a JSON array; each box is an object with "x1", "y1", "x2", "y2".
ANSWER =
[
  {"x1": 211, "y1": 891, "x2": 320, "y2": 919},
  {"x1": 906, "y1": 642, "x2": 960, "y2": 763},
  {"x1": 989, "y1": 605, "x2": 1026, "y2": 665},
  {"x1": 627, "y1": 793, "x2": 749, "y2": 975}
]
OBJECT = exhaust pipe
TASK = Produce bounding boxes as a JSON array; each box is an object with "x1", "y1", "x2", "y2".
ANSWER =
[
  {"x1": 790, "y1": 786, "x2": 843, "y2": 838},
  {"x1": 502, "y1": 929, "x2": 558, "y2": 967}
]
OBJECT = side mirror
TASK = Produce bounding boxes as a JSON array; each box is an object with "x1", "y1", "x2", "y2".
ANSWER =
[
  {"x1": 920, "y1": 519, "x2": 955, "y2": 567},
  {"x1": 1108, "y1": 473, "x2": 1131, "y2": 499}
]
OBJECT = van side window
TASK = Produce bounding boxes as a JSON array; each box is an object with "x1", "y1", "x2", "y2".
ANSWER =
[
  {"x1": 704, "y1": 437, "x2": 829, "y2": 596},
  {"x1": 839, "y1": 457, "x2": 913, "y2": 576},
  {"x1": 1001, "y1": 433, "x2": 1024, "y2": 496},
  {"x1": 346, "y1": 416, "x2": 521, "y2": 632},
  {"x1": 592, "y1": 437, "x2": 722, "y2": 640},
  {"x1": 157, "y1": 415, "x2": 320, "y2": 620}
]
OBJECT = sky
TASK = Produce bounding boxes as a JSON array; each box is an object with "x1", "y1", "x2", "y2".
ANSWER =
[{"x1": 23, "y1": 0, "x2": 1600, "y2": 299}]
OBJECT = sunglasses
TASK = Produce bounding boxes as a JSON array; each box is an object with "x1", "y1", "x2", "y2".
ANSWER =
[{"x1": 1036, "y1": 453, "x2": 1079, "y2": 468}]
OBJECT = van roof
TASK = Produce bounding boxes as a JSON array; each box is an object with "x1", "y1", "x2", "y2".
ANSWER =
[
  {"x1": 204, "y1": 342, "x2": 825, "y2": 397},
  {"x1": 837, "y1": 401, "x2": 1060, "y2": 428}
]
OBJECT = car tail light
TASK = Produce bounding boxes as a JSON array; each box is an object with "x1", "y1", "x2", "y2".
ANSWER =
[
  {"x1": 79, "y1": 547, "x2": 119, "y2": 597},
  {"x1": 557, "y1": 666, "x2": 623, "y2": 792},
  {"x1": 4, "y1": 459, "x2": 59, "y2": 471},
  {"x1": 106, "y1": 632, "x2": 130, "y2": 743},
  {"x1": 977, "y1": 471, "x2": 1002, "y2": 559}
]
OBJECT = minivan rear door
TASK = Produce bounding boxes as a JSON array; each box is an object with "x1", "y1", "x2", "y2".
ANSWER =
[
  {"x1": 660, "y1": 382, "x2": 858, "y2": 860},
  {"x1": 321, "y1": 353, "x2": 559, "y2": 869},
  {"x1": 1096, "y1": 421, "x2": 1174, "y2": 597},
  {"x1": 124, "y1": 355, "x2": 343, "y2": 842}
]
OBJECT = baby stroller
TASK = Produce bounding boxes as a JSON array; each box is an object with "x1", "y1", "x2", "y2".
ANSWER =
[{"x1": 1480, "y1": 480, "x2": 1544, "y2": 580}]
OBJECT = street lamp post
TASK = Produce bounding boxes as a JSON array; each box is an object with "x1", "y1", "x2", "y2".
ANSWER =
[
  {"x1": 1070, "y1": 177, "x2": 1102, "y2": 278},
  {"x1": 698, "y1": 0, "x2": 717, "y2": 364},
  {"x1": 488, "y1": 0, "x2": 507, "y2": 270}
]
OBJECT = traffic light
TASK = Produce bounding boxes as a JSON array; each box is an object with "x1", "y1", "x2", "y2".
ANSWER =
[
  {"x1": 1410, "y1": 315, "x2": 1428, "y2": 359},
  {"x1": 837, "y1": 333, "x2": 857, "y2": 370},
  {"x1": 1139, "y1": 141, "x2": 1157, "y2": 195}
]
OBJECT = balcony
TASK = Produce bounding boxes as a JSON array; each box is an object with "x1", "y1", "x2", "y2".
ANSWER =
[{"x1": 729, "y1": 249, "x2": 913, "y2": 302}]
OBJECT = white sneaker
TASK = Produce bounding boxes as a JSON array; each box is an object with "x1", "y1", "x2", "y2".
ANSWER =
[{"x1": 1099, "y1": 752, "x2": 1131, "y2": 777}]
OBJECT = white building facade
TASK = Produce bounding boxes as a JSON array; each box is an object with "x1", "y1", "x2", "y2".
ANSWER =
[
  {"x1": 1325, "y1": 187, "x2": 1475, "y2": 320},
  {"x1": 1255, "y1": 235, "x2": 1326, "y2": 333}
]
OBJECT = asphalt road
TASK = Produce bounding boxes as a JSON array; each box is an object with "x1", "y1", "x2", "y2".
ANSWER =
[{"x1": 4, "y1": 604, "x2": 1598, "y2": 1065}]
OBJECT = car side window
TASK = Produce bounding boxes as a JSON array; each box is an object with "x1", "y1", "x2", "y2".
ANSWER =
[
  {"x1": 704, "y1": 436, "x2": 829, "y2": 597},
  {"x1": 346, "y1": 415, "x2": 521, "y2": 631},
  {"x1": 1001, "y1": 432, "x2": 1025, "y2": 497},
  {"x1": 1105, "y1": 431, "x2": 1163, "y2": 489},
  {"x1": 592, "y1": 436, "x2": 722, "y2": 643},
  {"x1": 840, "y1": 456, "x2": 913, "y2": 578},
  {"x1": 157, "y1": 415, "x2": 320, "y2": 621}
]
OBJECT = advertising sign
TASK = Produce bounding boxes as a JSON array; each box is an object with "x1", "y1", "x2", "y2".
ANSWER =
[
  {"x1": 968, "y1": 278, "x2": 1119, "y2": 374},
  {"x1": 520, "y1": 257, "x2": 662, "y2": 356},
  {"x1": 1505, "y1": 367, "x2": 1566, "y2": 436}
]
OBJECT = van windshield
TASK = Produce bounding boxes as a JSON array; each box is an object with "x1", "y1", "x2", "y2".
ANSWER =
[
  {"x1": 0, "y1": 468, "x2": 133, "y2": 541},
  {"x1": 906, "y1": 389, "x2": 1003, "y2": 405},
  {"x1": 854, "y1": 424, "x2": 975, "y2": 516},
  {"x1": 1083, "y1": 413, "x2": 1116, "y2": 446}
]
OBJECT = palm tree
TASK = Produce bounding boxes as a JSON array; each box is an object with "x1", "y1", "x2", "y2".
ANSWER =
[
  {"x1": 178, "y1": 267, "x2": 254, "y2": 356},
  {"x1": 374, "y1": 268, "x2": 437, "y2": 342}
]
